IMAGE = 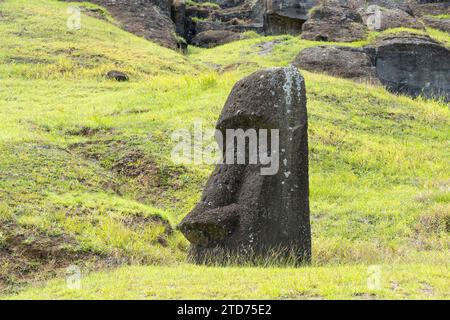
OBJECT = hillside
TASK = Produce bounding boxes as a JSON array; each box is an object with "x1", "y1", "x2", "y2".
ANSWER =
[{"x1": 0, "y1": 0, "x2": 449, "y2": 299}]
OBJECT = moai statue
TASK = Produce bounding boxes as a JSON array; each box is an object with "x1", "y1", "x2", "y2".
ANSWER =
[{"x1": 179, "y1": 66, "x2": 311, "y2": 265}]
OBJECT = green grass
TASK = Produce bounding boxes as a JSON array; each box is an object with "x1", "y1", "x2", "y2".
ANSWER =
[
  {"x1": 8, "y1": 264, "x2": 450, "y2": 299},
  {"x1": 426, "y1": 14, "x2": 450, "y2": 20},
  {"x1": 0, "y1": 0, "x2": 449, "y2": 299},
  {"x1": 186, "y1": 0, "x2": 221, "y2": 9}
]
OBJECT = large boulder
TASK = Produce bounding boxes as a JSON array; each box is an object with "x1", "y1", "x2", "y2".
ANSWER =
[
  {"x1": 293, "y1": 46, "x2": 379, "y2": 83},
  {"x1": 376, "y1": 34, "x2": 450, "y2": 100},
  {"x1": 301, "y1": 0, "x2": 367, "y2": 42},
  {"x1": 264, "y1": 0, "x2": 318, "y2": 35},
  {"x1": 293, "y1": 33, "x2": 450, "y2": 101},
  {"x1": 179, "y1": 67, "x2": 311, "y2": 264}
]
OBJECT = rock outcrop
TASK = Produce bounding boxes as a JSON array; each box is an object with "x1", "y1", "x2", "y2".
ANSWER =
[
  {"x1": 65, "y1": 0, "x2": 179, "y2": 49},
  {"x1": 172, "y1": 0, "x2": 264, "y2": 47},
  {"x1": 64, "y1": 0, "x2": 449, "y2": 49},
  {"x1": 263, "y1": 0, "x2": 318, "y2": 35},
  {"x1": 179, "y1": 67, "x2": 311, "y2": 264},
  {"x1": 293, "y1": 34, "x2": 450, "y2": 101}
]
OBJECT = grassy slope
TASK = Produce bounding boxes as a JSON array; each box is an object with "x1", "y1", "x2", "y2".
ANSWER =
[
  {"x1": 9, "y1": 264, "x2": 450, "y2": 299},
  {"x1": 0, "y1": 0, "x2": 449, "y2": 298}
]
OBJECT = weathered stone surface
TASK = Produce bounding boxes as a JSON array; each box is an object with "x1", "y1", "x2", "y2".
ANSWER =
[
  {"x1": 422, "y1": 16, "x2": 450, "y2": 33},
  {"x1": 376, "y1": 34, "x2": 450, "y2": 101},
  {"x1": 301, "y1": 0, "x2": 367, "y2": 42},
  {"x1": 264, "y1": 0, "x2": 318, "y2": 35},
  {"x1": 179, "y1": 67, "x2": 311, "y2": 264},
  {"x1": 191, "y1": 30, "x2": 242, "y2": 47},
  {"x1": 293, "y1": 33, "x2": 450, "y2": 101},
  {"x1": 172, "y1": 0, "x2": 187, "y2": 38},
  {"x1": 292, "y1": 46, "x2": 379, "y2": 83},
  {"x1": 211, "y1": 3, "x2": 254, "y2": 22}
]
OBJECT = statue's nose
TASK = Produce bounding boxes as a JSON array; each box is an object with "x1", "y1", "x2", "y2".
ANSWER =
[{"x1": 178, "y1": 206, "x2": 240, "y2": 246}]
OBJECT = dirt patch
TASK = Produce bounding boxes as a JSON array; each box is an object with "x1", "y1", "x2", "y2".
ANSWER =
[
  {"x1": 417, "y1": 209, "x2": 450, "y2": 235},
  {"x1": 69, "y1": 140, "x2": 187, "y2": 202},
  {"x1": 0, "y1": 10, "x2": 7, "y2": 19},
  {"x1": 112, "y1": 150, "x2": 156, "y2": 177},
  {"x1": 0, "y1": 222, "x2": 103, "y2": 294},
  {"x1": 352, "y1": 292, "x2": 377, "y2": 300},
  {"x1": 280, "y1": 291, "x2": 324, "y2": 300},
  {"x1": 111, "y1": 149, "x2": 186, "y2": 190},
  {"x1": 6, "y1": 56, "x2": 50, "y2": 65},
  {"x1": 109, "y1": 108, "x2": 150, "y2": 116},
  {"x1": 69, "y1": 139, "x2": 125, "y2": 162},
  {"x1": 110, "y1": 149, "x2": 161, "y2": 197},
  {"x1": 66, "y1": 126, "x2": 115, "y2": 137},
  {"x1": 72, "y1": 54, "x2": 110, "y2": 69},
  {"x1": 121, "y1": 214, "x2": 171, "y2": 231}
]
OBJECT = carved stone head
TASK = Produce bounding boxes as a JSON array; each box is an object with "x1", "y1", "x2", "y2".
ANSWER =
[{"x1": 179, "y1": 67, "x2": 311, "y2": 264}]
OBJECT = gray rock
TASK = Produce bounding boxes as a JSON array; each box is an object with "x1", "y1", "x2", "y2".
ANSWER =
[
  {"x1": 293, "y1": 46, "x2": 379, "y2": 83},
  {"x1": 376, "y1": 34, "x2": 450, "y2": 101},
  {"x1": 179, "y1": 67, "x2": 311, "y2": 265},
  {"x1": 106, "y1": 70, "x2": 129, "y2": 81}
]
